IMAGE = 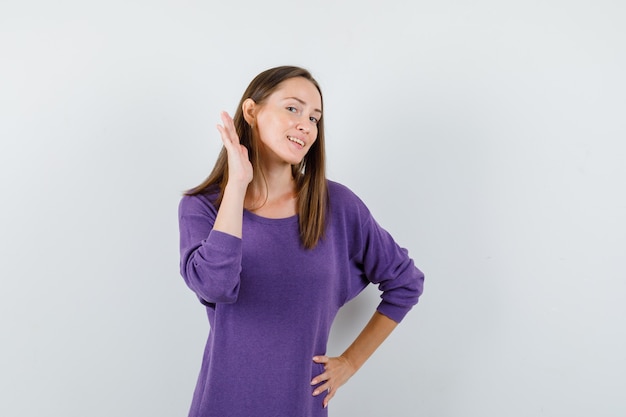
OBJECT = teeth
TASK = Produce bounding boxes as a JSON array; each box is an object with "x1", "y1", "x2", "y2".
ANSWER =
[{"x1": 288, "y1": 136, "x2": 305, "y2": 147}]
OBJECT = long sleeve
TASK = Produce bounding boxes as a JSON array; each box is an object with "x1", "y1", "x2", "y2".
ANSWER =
[
  {"x1": 178, "y1": 194, "x2": 242, "y2": 305},
  {"x1": 358, "y1": 214, "x2": 424, "y2": 323},
  {"x1": 330, "y1": 181, "x2": 424, "y2": 323}
]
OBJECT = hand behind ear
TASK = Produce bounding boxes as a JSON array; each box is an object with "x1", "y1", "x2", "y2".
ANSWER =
[{"x1": 217, "y1": 111, "x2": 253, "y2": 187}]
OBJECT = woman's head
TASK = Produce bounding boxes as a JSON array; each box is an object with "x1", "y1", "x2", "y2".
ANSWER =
[
  {"x1": 232, "y1": 66, "x2": 325, "y2": 179},
  {"x1": 188, "y1": 66, "x2": 328, "y2": 249}
]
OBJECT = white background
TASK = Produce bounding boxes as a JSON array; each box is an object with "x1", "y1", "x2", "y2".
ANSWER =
[{"x1": 1, "y1": 1, "x2": 625, "y2": 416}]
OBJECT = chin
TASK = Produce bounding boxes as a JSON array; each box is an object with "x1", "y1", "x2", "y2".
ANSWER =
[
  {"x1": 290, "y1": 156, "x2": 307, "y2": 166},
  {"x1": 284, "y1": 152, "x2": 306, "y2": 166}
]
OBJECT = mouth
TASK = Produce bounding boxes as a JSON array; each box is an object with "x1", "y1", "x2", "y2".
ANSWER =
[{"x1": 287, "y1": 136, "x2": 305, "y2": 148}]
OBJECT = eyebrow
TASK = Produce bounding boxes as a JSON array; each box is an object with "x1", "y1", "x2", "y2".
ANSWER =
[{"x1": 284, "y1": 97, "x2": 323, "y2": 115}]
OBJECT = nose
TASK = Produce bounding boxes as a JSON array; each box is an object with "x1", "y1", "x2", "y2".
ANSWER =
[{"x1": 297, "y1": 117, "x2": 310, "y2": 133}]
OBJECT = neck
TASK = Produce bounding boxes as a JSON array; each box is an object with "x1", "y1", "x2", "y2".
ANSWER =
[{"x1": 246, "y1": 162, "x2": 296, "y2": 212}]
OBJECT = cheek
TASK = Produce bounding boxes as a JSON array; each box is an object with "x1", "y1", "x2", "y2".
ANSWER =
[{"x1": 256, "y1": 115, "x2": 280, "y2": 141}]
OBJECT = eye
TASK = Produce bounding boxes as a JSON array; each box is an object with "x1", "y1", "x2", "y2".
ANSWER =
[
  {"x1": 309, "y1": 116, "x2": 319, "y2": 124},
  {"x1": 286, "y1": 106, "x2": 298, "y2": 113}
]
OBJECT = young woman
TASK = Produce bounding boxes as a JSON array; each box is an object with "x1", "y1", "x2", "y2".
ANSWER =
[{"x1": 178, "y1": 66, "x2": 424, "y2": 416}]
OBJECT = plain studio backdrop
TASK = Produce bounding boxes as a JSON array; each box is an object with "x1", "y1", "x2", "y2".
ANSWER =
[{"x1": 1, "y1": 1, "x2": 625, "y2": 416}]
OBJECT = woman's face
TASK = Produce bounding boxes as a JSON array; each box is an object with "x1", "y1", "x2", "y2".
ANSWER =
[{"x1": 253, "y1": 77, "x2": 322, "y2": 166}]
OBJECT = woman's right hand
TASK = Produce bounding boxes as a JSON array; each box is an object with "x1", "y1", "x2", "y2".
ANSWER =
[
  {"x1": 212, "y1": 111, "x2": 251, "y2": 238},
  {"x1": 217, "y1": 111, "x2": 253, "y2": 188}
]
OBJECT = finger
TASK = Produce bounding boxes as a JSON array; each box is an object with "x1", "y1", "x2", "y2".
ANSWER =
[
  {"x1": 217, "y1": 111, "x2": 235, "y2": 140},
  {"x1": 216, "y1": 124, "x2": 234, "y2": 149},
  {"x1": 310, "y1": 371, "x2": 327, "y2": 387},
  {"x1": 313, "y1": 381, "x2": 336, "y2": 408},
  {"x1": 219, "y1": 110, "x2": 232, "y2": 127},
  {"x1": 312, "y1": 380, "x2": 331, "y2": 396},
  {"x1": 238, "y1": 144, "x2": 250, "y2": 159},
  {"x1": 323, "y1": 389, "x2": 335, "y2": 408},
  {"x1": 216, "y1": 123, "x2": 241, "y2": 153},
  {"x1": 312, "y1": 356, "x2": 329, "y2": 364},
  {"x1": 220, "y1": 111, "x2": 239, "y2": 143}
]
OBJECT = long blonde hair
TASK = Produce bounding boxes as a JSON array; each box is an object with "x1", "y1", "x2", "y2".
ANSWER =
[{"x1": 186, "y1": 66, "x2": 328, "y2": 249}]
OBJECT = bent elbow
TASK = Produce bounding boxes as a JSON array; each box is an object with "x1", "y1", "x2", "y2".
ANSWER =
[
  {"x1": 182, "y1": 261, "x2": 241, "y2": 305},
  {"x1": 198, "y1": 282, "x2": 240, "y2": 304}
]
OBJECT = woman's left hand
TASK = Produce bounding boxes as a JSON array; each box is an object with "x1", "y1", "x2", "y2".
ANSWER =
[{"x1": 311, "y1": 355, "x2": 357, "y2": 408}]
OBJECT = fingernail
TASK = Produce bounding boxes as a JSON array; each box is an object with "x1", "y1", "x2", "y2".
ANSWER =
[
  {"x1": 312, "y1": 389, "x2": 319, "y2": 395},
  {"x1": 310, "y1": 379, "x2": 317, "y2": 385}
]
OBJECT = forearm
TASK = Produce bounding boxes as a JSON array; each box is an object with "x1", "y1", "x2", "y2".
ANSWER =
[
  {"x1": 340, "y1": 311, "x2": 398, "y2": 372},
  {"x1": 212, "y1": 183, "x2": 247, "y2": 238}
]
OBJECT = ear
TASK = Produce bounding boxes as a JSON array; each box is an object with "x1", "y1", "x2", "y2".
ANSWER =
[{"x1": 242, "y1": 98, "x2": 257, "y2": 126}]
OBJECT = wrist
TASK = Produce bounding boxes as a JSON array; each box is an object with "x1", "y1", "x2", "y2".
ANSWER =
[
  {"x1": 339, "y1": 353, "x2": 359, "y2": 374},
  {"x1": 223, "y1": 181, "x2": 249, "y2": 198}
]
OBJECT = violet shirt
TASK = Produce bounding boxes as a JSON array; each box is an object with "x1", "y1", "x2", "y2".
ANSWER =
[{"x1": 178, "y1": 181, "x2": 424, "y2": 417}]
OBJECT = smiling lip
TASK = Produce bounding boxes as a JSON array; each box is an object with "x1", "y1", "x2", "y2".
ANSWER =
[{"x1": 287, "y1": 136, "x2": 305, "y2": 147}]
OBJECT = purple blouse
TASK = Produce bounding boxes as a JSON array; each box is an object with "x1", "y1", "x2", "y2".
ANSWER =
[{"x1": 178, "y1": 180, "x2": 424, "y2": 416}]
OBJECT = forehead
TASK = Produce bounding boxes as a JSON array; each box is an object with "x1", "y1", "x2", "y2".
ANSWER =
[{"x1": 270, "y1": 77, "x2": 322, "y2": 110}]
